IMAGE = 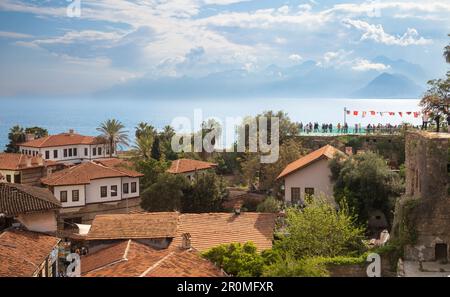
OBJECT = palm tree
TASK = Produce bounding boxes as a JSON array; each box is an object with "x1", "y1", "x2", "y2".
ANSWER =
[
  {"x1": 445, "y1": 34, "x2": 450, "y2": 64},
  {"x1": 132, "y1": 133, "x2": 154, "y2": 160},
  {"x1": 6, "y1": 125, "x2": 25, "y2": 153},
  {"x1": 97, "y1": 119, "x2": 129, "y2": 157}
]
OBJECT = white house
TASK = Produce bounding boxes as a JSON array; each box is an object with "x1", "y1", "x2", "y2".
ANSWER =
[
  {"x1": 40, "y1": 161, "x2": 143, "y2": 226},
  {"x1": 277, "y1": 145, "x2": 346, "y2": 205},
  {"x1": 19, "y1": 130, "x2": 114, "y2": 164}
]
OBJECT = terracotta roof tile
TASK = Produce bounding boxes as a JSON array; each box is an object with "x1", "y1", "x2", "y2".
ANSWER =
[
  {"x1": 82, "y1": 240, "x2": 224, "y2": 277},
  {"x1": 167, "y1": 159, "x2": 217, "y2": 174},
  {"x1": 19, "y1": 132, "x2": 104, "y2": 148},
  {"x1": 172, "y1": 213, "x2": 277, "y2": 252},
  {"x1": 277, "y1": 145, "x2": 344, "y2": 179},
  {"x1": 0, "y1": 153, "x2": 56, "y2": 170},
  {"x1": 0, "y1": 183, "x2": 61, "y2": 216},
  {"x1": 87, "y1": 213, "x2": 179, "y2": 240},
  {"x1": 41, "y1": 161, "x2": 143, "y2": 186},
  {"x1": 0, "y1": 229, "x2": 60, "y2": 277}
]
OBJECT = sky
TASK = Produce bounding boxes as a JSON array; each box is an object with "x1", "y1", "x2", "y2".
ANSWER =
[{"x1": 0, "y1": 0, "x2": 449, "y2": 97}]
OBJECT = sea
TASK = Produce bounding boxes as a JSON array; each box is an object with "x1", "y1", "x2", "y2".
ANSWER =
[{"x1": 0, "y1": 97, "x2": 422, "y2": 150}]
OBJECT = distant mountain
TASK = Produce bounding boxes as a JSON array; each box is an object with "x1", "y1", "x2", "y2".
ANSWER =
[
  {"x1": 372, "y1": 56, "x2": 428, "y2": 84},
  {"x1": 351, "y1": 73, "x2": 424, "y2": 99},
  {"x1": 97, "y1": 60, "x2": 424, "y2": 99}
]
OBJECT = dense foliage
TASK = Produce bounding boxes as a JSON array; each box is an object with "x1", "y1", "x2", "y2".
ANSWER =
[{"x1": 330, "y1": 151, "x2": 404, "y2": 225}]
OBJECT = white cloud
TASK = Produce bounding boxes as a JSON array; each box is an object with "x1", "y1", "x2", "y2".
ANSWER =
[
  {"x1": 288, "y1": 54, "x2": 303, "y2": 63},
  {"x1": 351, "y1": 59, "x2": 390, "y2": 72},
  {"x1": 317, "y1": 49, "x2": 353, "y2": 67},
  {"x1": 0, "y1": 30, "x2": 32, "y2": 39},
  {"x1": 343, "y1": 19, "x2": 432, "y2": 46}
]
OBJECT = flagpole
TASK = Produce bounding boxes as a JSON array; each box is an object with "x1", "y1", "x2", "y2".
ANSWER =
[{"x1": 344, "y1": 107, "x2": 347, "y2": 125}]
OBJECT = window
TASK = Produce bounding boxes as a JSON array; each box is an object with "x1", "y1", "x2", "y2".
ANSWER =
[
  {"x1": 123, "y1": 183, "x2": 129, "y2": 194},
  {"x1": 45, "y1": 151, "x2": 50, "y2": 159},
  {"x1": 93, "y1": 148, "x2": 97, "y2": 156},
  {"x1": 84, "y1": 148, "x2": 88, "y2": 156},
  {"x1": 131, "y1": 182, "x2": 137, "y2": 193},
  {"x1": 68, "y1": 148, "x2": 73, "y2": 157},
  {"x1": 72, "y1": 190, "x2": 79, "y2": 202},
  {"x1": 111, "y1": 185, "x2": 118, "y2": 197},
  {"x1": 60, "y1": 191, "x2": 68, "y2": 203},
  {"x1": 6, "y1": 175, "x2": 11, "y2": 183},
  {"x1": 53, "y1": 150, "x2": 58, "y2": 159},
  {"x1": 98, "y1": 147, "x2": 102, "y2": 155},
  {"x1": 100, "y1": 186, "x2": 107, "y2": 198},
  {"x1": 291, "y1": 187, "x2": 300, "y2": 204},
  {"x1": 13, "y1": 174, "x2": 20, "y2": 183},
  {"x1": 64, "y1": 149, "x2": 68, "y2": 158},
  {"x1": 73, "y1": 148, "x2": 77, "y2": 156},
  {"x1": 305, "y1": 188, "x2": 315, "y2": 199}
]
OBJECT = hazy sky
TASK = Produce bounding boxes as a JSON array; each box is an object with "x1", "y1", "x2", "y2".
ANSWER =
[{"x1": 0, "y1": 0, "x2": 449, "y2": 96}]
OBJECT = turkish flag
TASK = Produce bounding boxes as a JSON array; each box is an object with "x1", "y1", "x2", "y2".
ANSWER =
[
  {"x1": 370, "y1": 111, "x2": 376, "y2": 116},
  {"x1": 399, "y1": 112, "x2": 403, "y2": 117},
  {"x1": 353, "y1": 111, "x2": 359, "y2": 116}
]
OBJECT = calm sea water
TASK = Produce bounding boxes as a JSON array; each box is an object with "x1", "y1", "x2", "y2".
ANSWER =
[{"x1": 0, "y1": 97, "x2": 421, "y2": 150}]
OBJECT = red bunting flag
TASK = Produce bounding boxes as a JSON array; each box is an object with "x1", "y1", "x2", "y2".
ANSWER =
[
  {"x1": 362, "y1": 111, "x2": 367, "y2": 118},
  {"x1": 414, "y1": 112, "x2": 420, "y2": 118},
  {"x1": 406, "y1": 112, "x2": 412, "y2": 115},
  {"x1": 347, "y1": 110, "x2": 351, "y2": 115},
  {"x1": 370, "y1": 111, "x2": 376, "y2": 116},
  {"x1": 399, "y1": 112, "x2": 403, "y2": 117},
  {"x1": 389, "y1": 112, "x2": 395, "y2": 116},
  {"x1": 353, "y1": 111, "x2": 359, "y2": 116}
]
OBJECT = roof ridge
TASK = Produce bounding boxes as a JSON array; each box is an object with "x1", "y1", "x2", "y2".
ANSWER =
[{"x1": 139, "y1": 251, "x2": 174, "y2": 277}]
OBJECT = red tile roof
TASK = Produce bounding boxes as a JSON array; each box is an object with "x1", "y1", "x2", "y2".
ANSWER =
[
  {"x1": 93, "y1": 158, "x2": 133, "y2": 168},
  {"x1": 0, "y1": 153, "x2": 57, "y2": 170},
  {"x1": 82, "y1": 240, "x2": 224, "y2": 277},
  {"x1": 167, "y1": 159, "x2": 217, "y2": 174},
  {"x1": 0, "y1": 183, "x2": 61, "y2": 216},
  {"x1": 86, "y1": 212, "x2": 277, "y2": 252},
  {"x1": 0, "y1": 229, "x2": 60, "y2": 277},
  {"x1": 277, "y1": 145, "x2": 344, "y2": 179},
  {"x1": 173, "y1": 213, "x2": 277, "y2": 252},
  {"x1": 41, "y1": 161, "x2": 143, "y2": 186},
  {"x1": 19, "y1": 132, "x2": 105, "y2": 148},
  {"x1": 87, "y1": 212, "x2": 179, "y2": 240}
]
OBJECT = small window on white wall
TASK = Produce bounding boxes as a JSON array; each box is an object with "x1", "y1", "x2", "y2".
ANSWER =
[{"x1": 111, "y1": 185, "x2": 117, "y2": 197}]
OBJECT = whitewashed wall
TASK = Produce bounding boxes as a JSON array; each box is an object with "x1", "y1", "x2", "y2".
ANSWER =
[{"x1": 53, "y1": 184, "x2": 86, "y2": 207}]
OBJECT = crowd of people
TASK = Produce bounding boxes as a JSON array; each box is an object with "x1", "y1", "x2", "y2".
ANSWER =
[{"x1": 299, "y1": 122, "x2": 406, "y2": 135}]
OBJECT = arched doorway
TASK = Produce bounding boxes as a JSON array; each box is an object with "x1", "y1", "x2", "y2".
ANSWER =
[{"x1": 435, "y1": 243, "x2": 448, "y2": 262}]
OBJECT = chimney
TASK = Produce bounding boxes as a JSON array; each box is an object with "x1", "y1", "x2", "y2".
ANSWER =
[
  {"x1": 345, "y1": 146, "x2": 353, "y2": 156},
  {"x1": 233, "y1": 203, "x2": 241, "y2": 215},
  {"x1": 25, "y1": 133, "x2": 35, "y2": 142},
  {"x1": 181, "y1": 233, "x2": 191, "y2": 250}
]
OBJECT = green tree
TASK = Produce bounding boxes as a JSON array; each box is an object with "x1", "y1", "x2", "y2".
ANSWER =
[
  {"x1": 25, "y1": 127, "x2": 48, "y2": 138},
  {"x1": 97, "y1": 119, "x2": 130, "y2": 157},
  {"x1": 256, "y1": 196, "x2": 281, "y2": 213},
  {"x1": 140, "y1": 173, "x2": 190, "y2": 212},
  {"x1": 159, "y1": 125, "x2": 178, "y2": 160},
  {"x1": 330, "y1": 151, "x2": 404, "y2": 225},
  {"x1": 183, "y1": 172, "x2": 227, "y2": 213},
  {"x1": 133, "y1": 134, "x2": 154, "y2": 160},
  {"x1": 151, "y1": 135, "x2": 161, "y2": 160},
  {"x1": 444, "y1": 34, "x2": 450, "y2": 64},
  {"x1": 134, "y1": 158, "x2": 170, "y2": 190},
  {"x1": 275, "y1": 199, "x2": 365, "y2": 259},
  {"x1": 420, "y1": 73, "x2": 449, "y2": 132},
  {"x1": 135, "y1": 122, "x2": 156, "y2": 139},
  {"x1": 5, "y1": 125, "x2": 25, "y2": 153},
  {"x1": 202, "y1": 242, "x2": 269, "y2": 277},
  {"x1": 263, "y1": 254, "x2": 329, "y2": 277}
]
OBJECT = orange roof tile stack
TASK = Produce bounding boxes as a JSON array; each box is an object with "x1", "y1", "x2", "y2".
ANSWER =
[
  {"x1": 0, "y1": 229, "x2": 60, "y2": 277},
  {"x1": 277, "y1": 144, "x2": 344, "y2": 179},
  {"x1": 167, "y1": 158, "x2": 217, "y2": 174}
]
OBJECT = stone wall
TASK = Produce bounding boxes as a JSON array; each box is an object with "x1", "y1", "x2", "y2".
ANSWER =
[{"x1": 392, "y1": 131, "x2": 450, "y2": 261}]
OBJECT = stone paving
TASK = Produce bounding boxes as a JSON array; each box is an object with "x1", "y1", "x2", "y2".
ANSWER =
[{"x1": 403, "y1": 261, "x2": 450, "y2": 277}]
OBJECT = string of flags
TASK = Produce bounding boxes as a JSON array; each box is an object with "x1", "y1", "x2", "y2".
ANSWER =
[{"x1": 345, "y1": 109, "x2": 422, "y2": 118}]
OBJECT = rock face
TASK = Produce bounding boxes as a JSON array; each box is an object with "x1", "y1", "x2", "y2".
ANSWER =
[{"x1": 393, "y1": 131, "x2": 450, "y2": 261}]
